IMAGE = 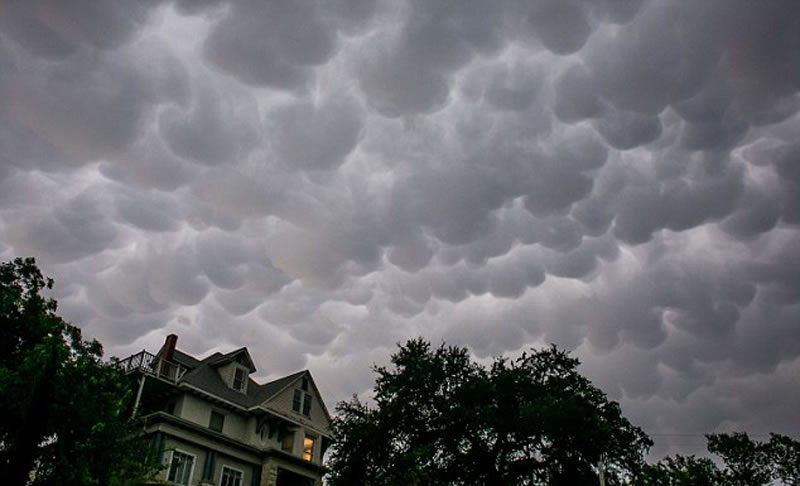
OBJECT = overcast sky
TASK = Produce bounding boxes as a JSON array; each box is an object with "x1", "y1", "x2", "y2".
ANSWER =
[{"x1": 1, "y1": 0, "x2": 799, "y2": 458}]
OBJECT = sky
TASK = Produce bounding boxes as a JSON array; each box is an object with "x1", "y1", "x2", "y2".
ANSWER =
[{"x1": 1, "y1": 0, "x2": 799, "y2": 458}]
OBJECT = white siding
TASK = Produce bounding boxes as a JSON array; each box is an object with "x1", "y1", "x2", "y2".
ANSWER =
[
  {"x1": 178, "y1": 394, "x2": 249, "y2": 443},
  {"x1": 267, "y1": 381, "x2": 331, "y2": 435}
]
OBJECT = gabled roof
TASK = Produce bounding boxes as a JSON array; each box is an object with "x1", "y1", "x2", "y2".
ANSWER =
[
  {"x1": 172, "y1": 349, "x2": 202, "y2": 369},
  {"x1": 173, "y1": 348, "x2": 310, "y2": 410},
  {"x1": 205, "y1": 347, "x2": 257, "y2": 373}
]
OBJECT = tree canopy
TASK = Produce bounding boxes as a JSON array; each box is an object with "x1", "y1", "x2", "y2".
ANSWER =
[
  {"x1": 0, "y1": 257, "x2": 158, "y2": 486},
  {"x1": 641, "y1": 432, "x2": 800, "y2": 486},
  {"x1": 327, "y1": 338, "x2": 653, "y2": 486}
]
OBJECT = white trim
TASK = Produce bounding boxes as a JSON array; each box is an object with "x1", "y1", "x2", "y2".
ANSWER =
[
  {"x1": 219, "y1": 465, "x2": 245, "y2": 486},
  {"x1": 180, "y1": 383, "x2": 247, "y2": 410},
  {"x1": 167, "y1": 448, "x2": 196, "y2": 486}
]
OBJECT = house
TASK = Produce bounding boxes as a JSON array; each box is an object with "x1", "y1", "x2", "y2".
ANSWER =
[{"x1": 120, "y1": 334, "x2": 333, "y2": 486}]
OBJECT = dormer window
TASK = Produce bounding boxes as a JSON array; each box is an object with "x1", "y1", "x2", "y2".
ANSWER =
[{"x1": 233, "y1": 367, "x2": 246, "y2": 392}]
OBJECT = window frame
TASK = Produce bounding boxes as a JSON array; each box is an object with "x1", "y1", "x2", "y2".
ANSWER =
[
  {"x1": 232, "y1": 366, "x2": 247, "y2": 392},
  {"x1": 302, "y1": 435, "x2": 315, "y2": 462},
  {"x1": 292, "y1": 389, "x2": 302, "y2": 413},
  {"x1": 302, "y1": 392, "x2": 312, "y2": 416},
  {"x1": 220, "y1": 465, "x2": 244, "y2": 486},
  {"x1": 167, "y1": 449, "x2": 196, "y2": 486},
  {"x1": 209, "y1": 409, "x2": 225, "y2": 433}
]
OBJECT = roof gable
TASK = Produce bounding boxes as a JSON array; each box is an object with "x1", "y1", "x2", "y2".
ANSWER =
[
  {"x1": 258, "y1": 371, "x2": 332, "y2": 433},
  {"x1": 205, "y1": 347, "x2": 256, "y2": 373}
]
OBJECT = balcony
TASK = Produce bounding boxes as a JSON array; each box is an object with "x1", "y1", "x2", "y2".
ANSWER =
[{"x1": 118, "y1": 350, "x2": 187, "y2": 383}]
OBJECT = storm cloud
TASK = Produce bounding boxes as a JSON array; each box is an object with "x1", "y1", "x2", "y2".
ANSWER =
[{"x1": 2, "y1": 0, "x2": 800, "y2": 457}]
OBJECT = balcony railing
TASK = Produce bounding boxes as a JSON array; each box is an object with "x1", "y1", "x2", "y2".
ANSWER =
[{"x1": 118, "y1": 350, "x2": 187, "y2": 383}]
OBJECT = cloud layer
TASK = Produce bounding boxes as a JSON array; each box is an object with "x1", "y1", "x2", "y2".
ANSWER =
[{"x1": 2, "y1": 0, "x2": 799, "y2": 457}]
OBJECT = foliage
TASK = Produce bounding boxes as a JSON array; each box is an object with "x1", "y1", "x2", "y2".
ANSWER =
[
  {"x1": 0, "y1": 257, "x2": 159, "y2": 486},
  {"x1": 326, "y1": 338, "x2": 653, "y2": 486},
  {"x1": 638, "y1": 455, "x2": 723, "y2": 486},
  {"x1": 639, "y1": 432, "x2": 800, "y2": 486}
]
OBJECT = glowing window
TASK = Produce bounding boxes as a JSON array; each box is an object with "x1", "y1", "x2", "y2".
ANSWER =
[{"x1": 303, "y1": 436, "x2": 314, "y2": 462}]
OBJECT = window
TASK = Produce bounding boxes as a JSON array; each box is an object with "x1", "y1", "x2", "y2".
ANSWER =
[
  {"x1": 220, "y1": 466, "x2": 243, "y2": 486},
  {"x1": 293, "y1": 389, "x2": 312, "y2": 416},
  {"x1": 232, "y1": 367, "x2": 246, "y2": 392},
  {"x1": 168, "y1": 450, "x2": 195, "y2": 485},
  {"x1": 292, "y1": 389, "x2": 302, "y2": 412},
  {"x1": 303, "y1": 435, "x2": 315, "y2": 462},
  {"x1": 281, "y1": 432, "x2": 294, "y2": 453},
  {"x1": 209, "y1": 410, "x2": 225, "y2": 433},
  {"x1": 301, "y1": 377, "x2": 309, "y2": 391}
]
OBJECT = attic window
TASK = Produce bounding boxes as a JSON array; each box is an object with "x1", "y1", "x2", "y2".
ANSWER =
[
  {"x1": 301, "y1": 377, "x2": 309, "y2": 391},
  {"x1": 233, "y1": 367, "x2": 246, "y2": 392},
  {"x1": 293, "y1": 389, "x2": 312, "y2": 416}
]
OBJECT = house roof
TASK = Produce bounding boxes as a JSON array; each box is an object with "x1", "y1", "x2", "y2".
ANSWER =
[
  {"x1": 205, "y1": 347, "x2": 257, "y2": 372},
  {"x1": 173, "y1": 348, "x2": 308, "y2": 409}
]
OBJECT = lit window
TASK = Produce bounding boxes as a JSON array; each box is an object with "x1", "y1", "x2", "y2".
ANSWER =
[
  {"x1": 303, "y1": 436, "x2": 315, "y2": 461},
  {"x1": 209, "y1": 410, "x2": 225, "y2": 433},
  {"x1": 168, "y1": 450, "x2": 195, "y2": 485},
  {"x1": 233, "y1": 367, "x2": 246, "y2": 392},
  {"x1": 220, "y1": 466, "x2": 243, "y2": 486}
]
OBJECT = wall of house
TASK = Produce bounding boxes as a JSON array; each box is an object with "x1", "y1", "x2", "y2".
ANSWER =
[
  {"x1": 160, "y1": 435, "x2": 259, "y2": 486},
  {"x1": 160, "y1": 436, "x2": 208, "y2": 486},
  {"x1": 210, "y1": 450, "x2": 257, "y2": 486},
  {"x1": 268, "y1": 382, "x2": 331, "y2": 435},
  {"x1": 260, "y1": 456, "x2": 322, "y2": 486},
  {"x1": 217, "y1": 363, "x2": 235, "y2": 388},
  {"x1": 180, "y1": 393, "x2": 211, "y2": 425},
  {"x1": 179, "y1": 394, "x2": 250, "y2": 442}
]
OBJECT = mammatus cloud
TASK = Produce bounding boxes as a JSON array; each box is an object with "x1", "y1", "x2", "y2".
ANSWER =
[{"x1": 1, "y1": 0, "x2": 799, "y2": 458}]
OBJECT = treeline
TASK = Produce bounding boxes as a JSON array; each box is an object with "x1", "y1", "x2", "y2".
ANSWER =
[
  {"x1": 643, "y1": 432, "x2": 799, "y2": 485},
  {"x1": 327, "y1": 339, "x2": 799, "y2": 486}
]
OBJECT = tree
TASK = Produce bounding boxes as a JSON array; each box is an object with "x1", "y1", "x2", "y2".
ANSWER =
[
  {"x1": 769, "y1": 433, "x2": 800, "y2": 486},
  {"x1": 639, "y1": 455, "x2": 723, "y2": 486},
  {"x1": 326, "y1": 339, "x2": 653, "y2": 486},
  {"x1": 0, "y1": 257, "x2": 159, "y2": 486},
  {"x1": 707, "y1": 432, "x2": 772, "y2": 486},
  {"x1": 639, "y1": 432, "x2": 800, "y2": 486}
]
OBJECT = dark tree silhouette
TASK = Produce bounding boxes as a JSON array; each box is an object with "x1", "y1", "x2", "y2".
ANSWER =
[
  {"x1": 0, "y1": 257, "x2": 159, "y2": 486},
  {"x1": 640, "y1": 432, "x2": 800, "y2": 486},
  {"x1": 327, "y1": 339, "x2": 652, "y2": 486}
]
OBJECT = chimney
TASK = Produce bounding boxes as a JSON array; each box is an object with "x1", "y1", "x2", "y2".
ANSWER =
[{"x1": 163, "y1": 334, "x2": 178, "y2": 362}]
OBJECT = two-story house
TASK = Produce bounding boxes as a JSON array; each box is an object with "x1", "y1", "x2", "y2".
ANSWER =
[{"x1": 120, "y1": 334, "x2": 332, "y2": 486}]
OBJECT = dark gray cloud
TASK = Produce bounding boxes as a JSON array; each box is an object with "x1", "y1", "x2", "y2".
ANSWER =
[{"x1": 2, "y1": 0, "x2": 800, "y2": 458}]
